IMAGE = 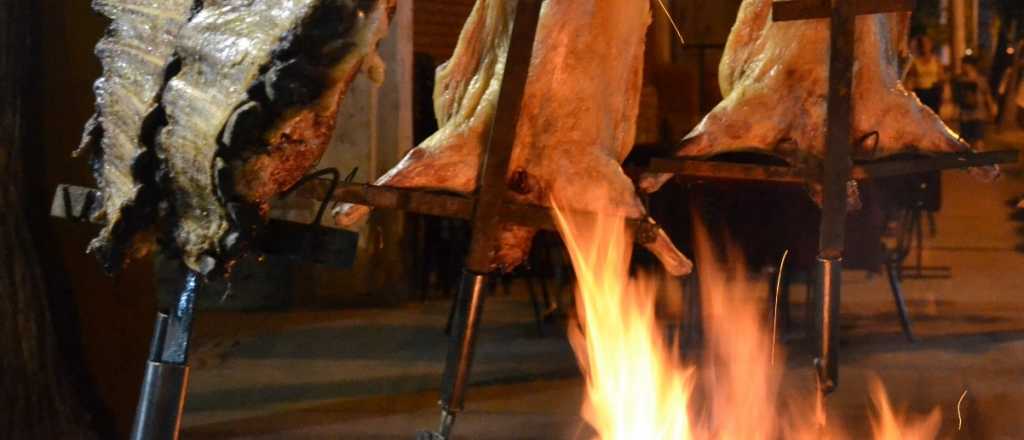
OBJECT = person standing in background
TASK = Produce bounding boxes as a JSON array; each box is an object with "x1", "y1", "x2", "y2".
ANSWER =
[
  {"x1": 998, "y1": 40, "x2": 1024, "y2": 129},
  {"x1": 907, "y1": 35, "x2": 945, "y2": 114},
  {"x1": 898, "y1": 35, "x2": 946, "y2": 238},
  {"x1": 953, "y1": 55, "x2": 999, "y2": 149}
]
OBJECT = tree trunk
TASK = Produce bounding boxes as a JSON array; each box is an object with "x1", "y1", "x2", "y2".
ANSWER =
[{"x1": 0, "y1": 0, "x2": 97, "y2": 438}]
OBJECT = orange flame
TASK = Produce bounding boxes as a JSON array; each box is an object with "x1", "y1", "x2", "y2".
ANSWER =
[{"x1": 551, "y1": 198, "x2": 942, "y2": 440}]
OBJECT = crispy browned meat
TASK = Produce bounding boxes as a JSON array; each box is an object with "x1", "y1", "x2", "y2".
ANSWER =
[
  {"x1": 154, "y1": 0, "x2": 395, "y2": 274},
  {"x1": 76, "y1": 0, "x2": 199, "y2": 272},
  {"x1": 640, "y1": 0, "x2": 998, "y2": 193},
  {"x1": 334, "y1": 0, "x2": 692, "y2": 275}
]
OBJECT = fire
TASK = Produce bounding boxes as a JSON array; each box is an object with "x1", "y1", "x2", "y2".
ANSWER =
[{"x1": 550, "y1": 200, "x2": 942, "y2": 440}]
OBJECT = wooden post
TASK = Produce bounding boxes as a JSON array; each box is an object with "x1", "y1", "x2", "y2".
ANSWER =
[
  {"x1": 0, "y1": 0, "x2": 97, "y2": 437},
  {"x1": 951, "y1": 0, "x2": 966, "y2": 73}
]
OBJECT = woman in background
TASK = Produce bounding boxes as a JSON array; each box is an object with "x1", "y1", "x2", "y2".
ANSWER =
[
  {"x1": 907, "y1": 35, "x2": 945, "y2": 114},
  {"x1": 953, "y1": 55, "x2": 998, "y2": 149}
]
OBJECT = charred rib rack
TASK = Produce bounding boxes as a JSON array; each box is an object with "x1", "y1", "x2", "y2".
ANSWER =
[
  {"x1": 150, "y1": 0, "x2": 394, "y2": 274},
  {"x1": 76, "y1": 0, "x2": 200, "y2": 272}
]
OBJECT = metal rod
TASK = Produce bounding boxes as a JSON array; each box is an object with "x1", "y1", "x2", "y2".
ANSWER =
[
  {"x1": 812, "y1": 0, "x2": 857, "y2": 396},
  {"x1": 463, "y1": 0, "x2": 543, "y2": 274},
  {"x1": 148, "y1": 312, "x2": 170, "y2": 362},
  {"x1": 885, "y1": 260, "x2": 917, "y2": 342},
  {"x1": 424, "y1": 2, "x2": 543, "y2": 438},
  {"x1": 646, "y1": 150, "x2": 1017, "y2": 183},
  {"x1": 161, "y1": 272, "x2": 199, "y2": 365},
  {"x1": 130, "y1": 272, "x2": 201, "y2": 440},
  {"x1": 53, "y1": 148, "x2": 1017, "y2": 236},
  {"x1": 814, "y1": 257, "x2": 841, "y2": 393},
  {"x1": 434, "y1": 272, "x2": 489, "y2": 437}
]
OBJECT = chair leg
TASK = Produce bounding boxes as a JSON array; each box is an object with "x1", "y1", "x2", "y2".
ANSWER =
[
  {"x1": 682, "y1": 273, "x2": 703, "y2": 350},
  {"x1": 525, "y1": 277, "x2": 545, "y2": 337},
  {"x1": 914, "y1": 209, "x2": 924, "y2": 276},
  {"x1": 885, "y1": 260, "x2": 916, "y2": 343},
  {"x1": 443, "y1": 292, "x2": 458, "y2": 336}
]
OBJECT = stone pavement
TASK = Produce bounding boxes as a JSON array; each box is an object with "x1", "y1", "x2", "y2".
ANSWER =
[{"x1": 181, "y1": 157, "x2": 1024, "y2": 438}]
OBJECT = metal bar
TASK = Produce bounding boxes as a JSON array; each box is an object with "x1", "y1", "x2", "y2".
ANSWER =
[
  {"x1": 148, "y1": 313, "x2": 170, "y2": 362},
  {"x1": 425, "y1": 2, "x2": 543, "y2": 439},
  {"x1": 326, "y1": 183, "x2": 475, "y2": 221},
  {"x1": 820, "y1": 0, "x2": 856, "y2": 258},
  {"x1": 161, "y1": 272, "x2": 199, "y2": 365},
  {"x1": 773, "y1": 0, "x2": 916, "y2": 22},
  {"x1": 648, "y1": 150, "x2": 1017, "y2": 183},
  {"x1": 885, "y1": 261, "x2": 916, "y2": 342},
  {"x1": 464, "y1": 0, "x2": 543, "y2": 273},
  {"x1": 130, "y1": 273, "x2": 200, "y2": 440},
  {"x1": 812, "y1": 0, "x2": 857, "y2": 396},
  {"x1": 49, "y1": 184, "x2": 662, "y2": 242},
  {"x1": 130, "y1": 362, "x2": 190, "y2": 440},
  {"x1": 814, "y1": 257, "x2": 841, "y2": 393},
  {"x1": 647, "y1": 158, "x2": 810, "y2": 183},
  {"x1": 852, "y1": 150, "x2": 1018, "y2": 179},
  {"x1": 437, "y1": 273, "x2": 489, "y2": 420}
]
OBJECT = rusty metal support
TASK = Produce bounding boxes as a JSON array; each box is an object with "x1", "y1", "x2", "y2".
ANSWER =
[
  {"x1": 647, "y1": 150, "x2": 1016, "y2": 184},
  {"x1": 432, "y1": 272, "x2": 489, "y2": 439}
]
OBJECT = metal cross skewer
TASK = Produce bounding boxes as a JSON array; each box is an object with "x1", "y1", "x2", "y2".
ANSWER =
[
  {"x1": 420, "y1": 1, "x2": 543, "y2": 438},
  {"x1": 771, "y1": 0, "x2": 917, "y2": 395}
]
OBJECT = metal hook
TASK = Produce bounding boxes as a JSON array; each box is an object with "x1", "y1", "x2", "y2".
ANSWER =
[{"x1": 280, "y1": 167, "x2": 357, "y2": 227}]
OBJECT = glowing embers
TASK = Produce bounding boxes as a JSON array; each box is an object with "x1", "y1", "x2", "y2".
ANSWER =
[{"x1": 551, "y1": 198, "x2": 940, "y2": 440}]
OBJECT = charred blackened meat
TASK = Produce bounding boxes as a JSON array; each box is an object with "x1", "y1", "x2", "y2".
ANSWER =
[
  {"x1": 77, "y1": 0, "x2": 199, "y2": 272},
  {"x1": 155, "y1": 0, "x2": 395, "y2": 274}
]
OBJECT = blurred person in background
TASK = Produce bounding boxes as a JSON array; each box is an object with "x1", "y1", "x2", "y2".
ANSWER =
[
  {"x1": 907, "y1": 35, "x2": 946, "y2": 114},
  {"x1": 998, "y1": 40, "x2": 1024, "y2": 129},
  {"x1": 953, "y1": 55, "x2": 999, "y2": 149}
]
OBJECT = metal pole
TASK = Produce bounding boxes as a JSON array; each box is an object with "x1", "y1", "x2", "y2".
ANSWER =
[
  {"x1": 431, "y1": 272, "x2": 489, "y2": 439},
  {"x1": 815, "y1": 0, "x2": 856, "y2": 395},
  {"x1": 130, "y1": 272, "x2": 200, "y2": 440},
  {"x1": 421, "y1": 1, "x2": 543, "y2": 439}
]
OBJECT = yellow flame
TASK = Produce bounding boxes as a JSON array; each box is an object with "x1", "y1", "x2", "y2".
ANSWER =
[
  {"x1": 550, "y1": 196, "x2": 943, "y2": 440},
  {"x1": 552, "y1": 202, "x2": 694, "y2": 440}
]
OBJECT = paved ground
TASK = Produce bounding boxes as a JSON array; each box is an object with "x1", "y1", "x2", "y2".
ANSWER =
[{"x1": 180, "y1": 142, "x2": 1024, "y2": 439}]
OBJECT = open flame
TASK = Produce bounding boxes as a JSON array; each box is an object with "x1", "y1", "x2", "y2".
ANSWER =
[{"x1": 551, "y1": 200, "x2": 941, "y2": 440}]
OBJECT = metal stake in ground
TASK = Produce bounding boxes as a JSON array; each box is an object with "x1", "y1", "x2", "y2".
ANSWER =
[
  {"x1": 130, "y1": 272, "x2": 200, "y2": 440},
  {"x1": 771, "y1": 0, "x2": 918, "y2": 394},
  {"x1": 815, "y1": 0, "x2": 857, "y2": 395},
  {"x1": 420, "y1": 1, "x2": 543, "y2": 439}
]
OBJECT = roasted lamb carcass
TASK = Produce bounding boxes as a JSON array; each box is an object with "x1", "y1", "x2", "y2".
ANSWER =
[
  {"x1": 640, "y1": 0, "x2": 999, "y2": 193},
  {"x1": 79, "y1": 0, "x2": 395, "y2": 274},
  {"x1": 76, "y1": 0, "x2": 199, "y2": 272},
  {"x1": 334, "y1": 0, "x2": 692, "y2": 275}
]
